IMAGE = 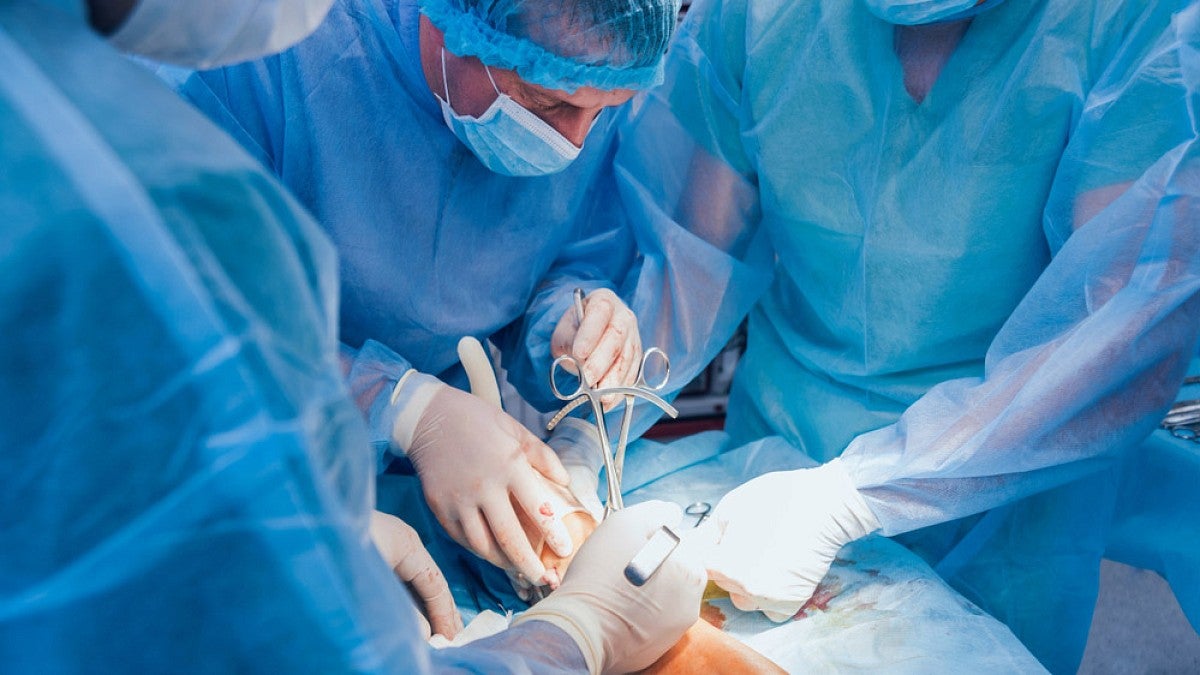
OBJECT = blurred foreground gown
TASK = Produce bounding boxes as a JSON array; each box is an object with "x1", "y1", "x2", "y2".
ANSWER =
[
  {"x1": 0, "y1": 1, "x2": 580, "y2": 671},
  {"x1": 613, "y1": 0, "x2": 1200, "y2": 670}
]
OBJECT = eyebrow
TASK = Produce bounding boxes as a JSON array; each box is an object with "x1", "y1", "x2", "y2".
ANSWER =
[{"x1": 518, "y1": 82, "x2": 575, "y2": 109}]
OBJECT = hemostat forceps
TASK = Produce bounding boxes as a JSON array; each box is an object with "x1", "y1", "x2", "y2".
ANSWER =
[{"x1": 547, "y1": 289, "x2": 677, "y2": 518}]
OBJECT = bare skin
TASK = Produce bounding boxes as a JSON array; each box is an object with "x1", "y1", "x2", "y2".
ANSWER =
[{"x1": 417, "y1": 15, "x2": 635, "y2": 148}]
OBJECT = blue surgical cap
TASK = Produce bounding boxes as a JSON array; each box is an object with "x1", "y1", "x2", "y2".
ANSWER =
[{"x1": 419, "y1": 0, "x2": 681, "y2": 92}]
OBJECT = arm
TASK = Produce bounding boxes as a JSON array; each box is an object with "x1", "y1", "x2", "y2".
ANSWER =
[
  {"x1": 703, "y1": 2, "x2": 1200, "y2": 620},
  {"x1": 499, "y1": 0, "x2": 774, "y2": 459},
  {"x1": 841, "y1": 2, "x2": 1200, "y2": 535}
]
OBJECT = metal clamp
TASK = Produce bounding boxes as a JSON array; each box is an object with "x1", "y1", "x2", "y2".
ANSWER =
[{"x1": 623, "y1": 525, "x2": 682, "y2": 586}]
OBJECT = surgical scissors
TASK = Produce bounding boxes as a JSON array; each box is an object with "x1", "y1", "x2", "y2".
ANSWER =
[
  {"x1": 1170, "y1": 426, "x2": 1200, "y2": 444},
  {"x1": 547, "y1": 289, "x2": 678, "y2": 518},
  {"x1": 685, "y1": 501, "x2": 712, "y2": 527}
]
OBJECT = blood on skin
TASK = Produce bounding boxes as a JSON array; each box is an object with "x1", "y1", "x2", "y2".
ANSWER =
[
  {"x1": 700, "y1": 601, "x2": 727, "y2": 630},
  {"x1": 538, "y1": 502, "x2": 555, "y2": 517}
]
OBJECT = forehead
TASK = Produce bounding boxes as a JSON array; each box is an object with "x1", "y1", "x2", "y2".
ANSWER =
[{"x1": 503, "y1": 71, "x2": 637, "y2": 107}]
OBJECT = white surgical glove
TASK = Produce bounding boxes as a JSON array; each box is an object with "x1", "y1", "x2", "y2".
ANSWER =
[
  {"x1": 551, "y1": 288, "x2": 642, "y2": 410},
  {"x1": 703, "y1": 458, "x2": 881, "y2": 622},
  {"x1": 513, "y1": 501, "x2": 705, "y2": 674},
  {"x1": 548, "y1": 417, "x2": 606, "y2": 521},
  {"x1": 369, "y1": 510, "x2": 463, "y2": 640},
  {"x1": 391, "y1": 372, "x2": 574, "y2": 588}
]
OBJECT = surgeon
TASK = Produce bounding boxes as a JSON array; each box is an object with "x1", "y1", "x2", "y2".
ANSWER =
[
  {"x1": 160, "y1": 0, "x2": 678, "y2": 593},
  {"x1": 0, "y1": 0, "x2": 705, "y2": 671},
  {"x1": 610, "y1": 0, "x2": 1200, "y2": 671}
]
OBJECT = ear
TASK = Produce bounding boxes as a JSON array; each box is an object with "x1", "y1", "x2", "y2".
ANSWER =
[{"x1": 417, "y1": 14, "x2": 448, "y2": 96}]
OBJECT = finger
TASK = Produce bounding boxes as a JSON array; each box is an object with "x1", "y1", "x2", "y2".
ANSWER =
[
  {"x1": 459, "y1": 507, "x2": 510, "y2": 570},
  {"x1": 393, "y1": 546, "x2": 462, "y2": 639},
  {"x1": 705, "y1": 567, "x2": 750, "y2": 600},
  {"x1": 506, "y1": 413, "x2": 569, "y2": 485},
  {"x1": 511, "y1": 468, "x2": 574, "y2": 562},
  {"x1": 729, "y1": 592, "x2": 759, "y2": 613},
  {"x1": 550, "y1": 308, "x2": 577, "y2": 359},
  {"x1": 506, "y1": 568, "x2": 535, "y2": 602},
  {"x1": 762, "y1": 606, "x2": 798, "y2": 623},
  {"x1": 484, "y1": 495, "x2": 554, "y2": 587},
  {"x1": 618, "y1": 500, "x2": 685, "y2": 540},
  {"x1": 422, "y1": 488, "x2": 467, "y2": 548},
  {"x1": 597, "y1": 335, "x2": 638, "y2": 410},
  {"x1": 415, "y1": 609, "x2": 432, "y2": 641},
  {"x1": 582, "y1": 319, "x2": 629, "y2": 388},
  {"x1": 574, "y1": 292, "x2": 615, "y2": 359},
  {"x1": 627, "y1": 312, "x2": 642, "y2": 384}
]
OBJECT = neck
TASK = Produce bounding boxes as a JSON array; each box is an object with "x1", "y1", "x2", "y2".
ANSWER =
[{"x1": 894, "y1": 18, "x2": 972, "y2": 104}]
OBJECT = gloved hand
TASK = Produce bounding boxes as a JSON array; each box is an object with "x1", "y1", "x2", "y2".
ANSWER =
[
  {"x1": 369, "y1": 510, "x2": 463, "y2": 640},
  {"x1": 504, "y1": 461, "x2": 601, "y2": 602},
  {"x1": 702, "y1": 458, "x2": 881, "y2": 621},
  {"x1": 391, "y1": 372, "x2": 574, "y2": 588},
  {"x1": 512, "y1": 501, "x2": 706, "y2": 675},
  {"x1": 548, "y1": 417, "x2": 606, "y2": 520},
  {"x1": 551, "y1": 288, "x2": 642, "y2": 410}
]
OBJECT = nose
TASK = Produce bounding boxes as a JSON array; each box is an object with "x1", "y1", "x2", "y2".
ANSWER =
[{"x1": 552, "y1": 109, "x2": 602, "y2": 148}]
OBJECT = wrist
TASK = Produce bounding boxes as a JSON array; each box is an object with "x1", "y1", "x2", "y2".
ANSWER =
[
  {"x1": 512, "y1": 598, "x2": 603, "y2": 675},
  {"x1": 822, "y1": 457, "x2": 881, "y2": 540},
  {"x1": 548, "y1": 417, "x2": 606, "y2": 473},
  {"x1": 388, "y1": 371, "x2": 443, "y2": 455}
]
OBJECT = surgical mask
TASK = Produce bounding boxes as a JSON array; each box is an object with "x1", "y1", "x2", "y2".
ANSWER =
[
  {"x1": 437, "y1": 49, "x2": 584, "y2": 177},
  {"x1": 109, "y1": 0, "x2": 335, "y2": 69},
  {"x1": 862, "y1": 0, "x2": 1005, "y2": 25}
]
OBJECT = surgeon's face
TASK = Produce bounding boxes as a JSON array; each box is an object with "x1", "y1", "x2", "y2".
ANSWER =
[{"x1": 418, "y1": 16, "x2": 636, "y2": 148}]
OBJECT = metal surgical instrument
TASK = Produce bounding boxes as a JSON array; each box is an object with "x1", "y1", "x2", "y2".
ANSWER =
[
  {"x1": 614, "y1": 347, "x2": 670, "y2": 484},
  {"x1": 547, "y1": 289, "x2": 678, "y2": 518},
  {"x1": 685, "y1": 501, "x2": 712, "y2": 527},
  {"x1": 623, "y1": 525, "x2": 682, "y2": 586}
]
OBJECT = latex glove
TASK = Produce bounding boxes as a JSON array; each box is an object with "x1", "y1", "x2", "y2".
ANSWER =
[
  {"x1": 512, "y1": 501, "x2": 706, "y2": 675},
  {"x1": 551, "y1": 288, "x2": 642, "y2": 410},
  {"x1": 392, "y1": 372, "x2": 574, "y2": 588},
  {"x1": 504, "y1": 464, "x2": 601, "y2": 602},
  {"x1": 702, "y1": 458, "x2": 881, "y2": 622},
  {"x1": 548, "y1": 417, "x2": 606, "y2": 521},
  {"x1": 369, "y1": 510, "x2": 464, "y2": 640}
]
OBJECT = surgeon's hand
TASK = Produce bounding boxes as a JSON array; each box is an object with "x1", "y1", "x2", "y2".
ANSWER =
[
  {"x1": 548, "y1": 417, "x2": 606, "y2": 520},
  {"x1": 702, "y1": 458, "x2": 881, "y2": 621},
  {"x1": 513, "y1": 501, "x2": 706, "y2": 674},
  {"x1": 504, "y1": 466, "x2": 603, "y2": 601},
  {"x1": 506, "y1": 418, "x2": 606, "y2": 600},
  {"x1": 369, "y1": 510, "x2": 463, "y2": 640},
  {"x1": 394, "y1": 374, "x2": 575, "y2": 588},
  {"x1": 551, "y1": 288, "x2": 642, "y2": 410}
]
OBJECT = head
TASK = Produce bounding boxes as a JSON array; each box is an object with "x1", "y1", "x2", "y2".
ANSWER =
[
  {"x1": 861, "y1": 0, "x2": 1003, "y2": 25},
  {"x1": 93, "y1": 0, "x2": 335, "y2": 69},
  {"x1": 418, "y1": 0, "x2": 680, "y2": 175}
]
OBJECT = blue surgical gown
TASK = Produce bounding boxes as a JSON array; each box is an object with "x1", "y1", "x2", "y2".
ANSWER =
[
  {"x1": 0, "y1": 0, "x2": 585, "y2": 671},
  {"x1": 613, "y1": 0, "x2": 1200, "y2": 670},
  {"x1": 168, "y1": 0, "x2": 637, "y2": 457}
]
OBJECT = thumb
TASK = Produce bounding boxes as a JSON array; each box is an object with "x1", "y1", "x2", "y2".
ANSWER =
[
  {"x1": 564, "y1": 464, "x2": 604, "y2": 520},
  {"x1": 550, "y1": 306, "x2": 578, "y2": 359},
  {"x1": 615, "y1": 500, "x2": 685, "y2": 539}
]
